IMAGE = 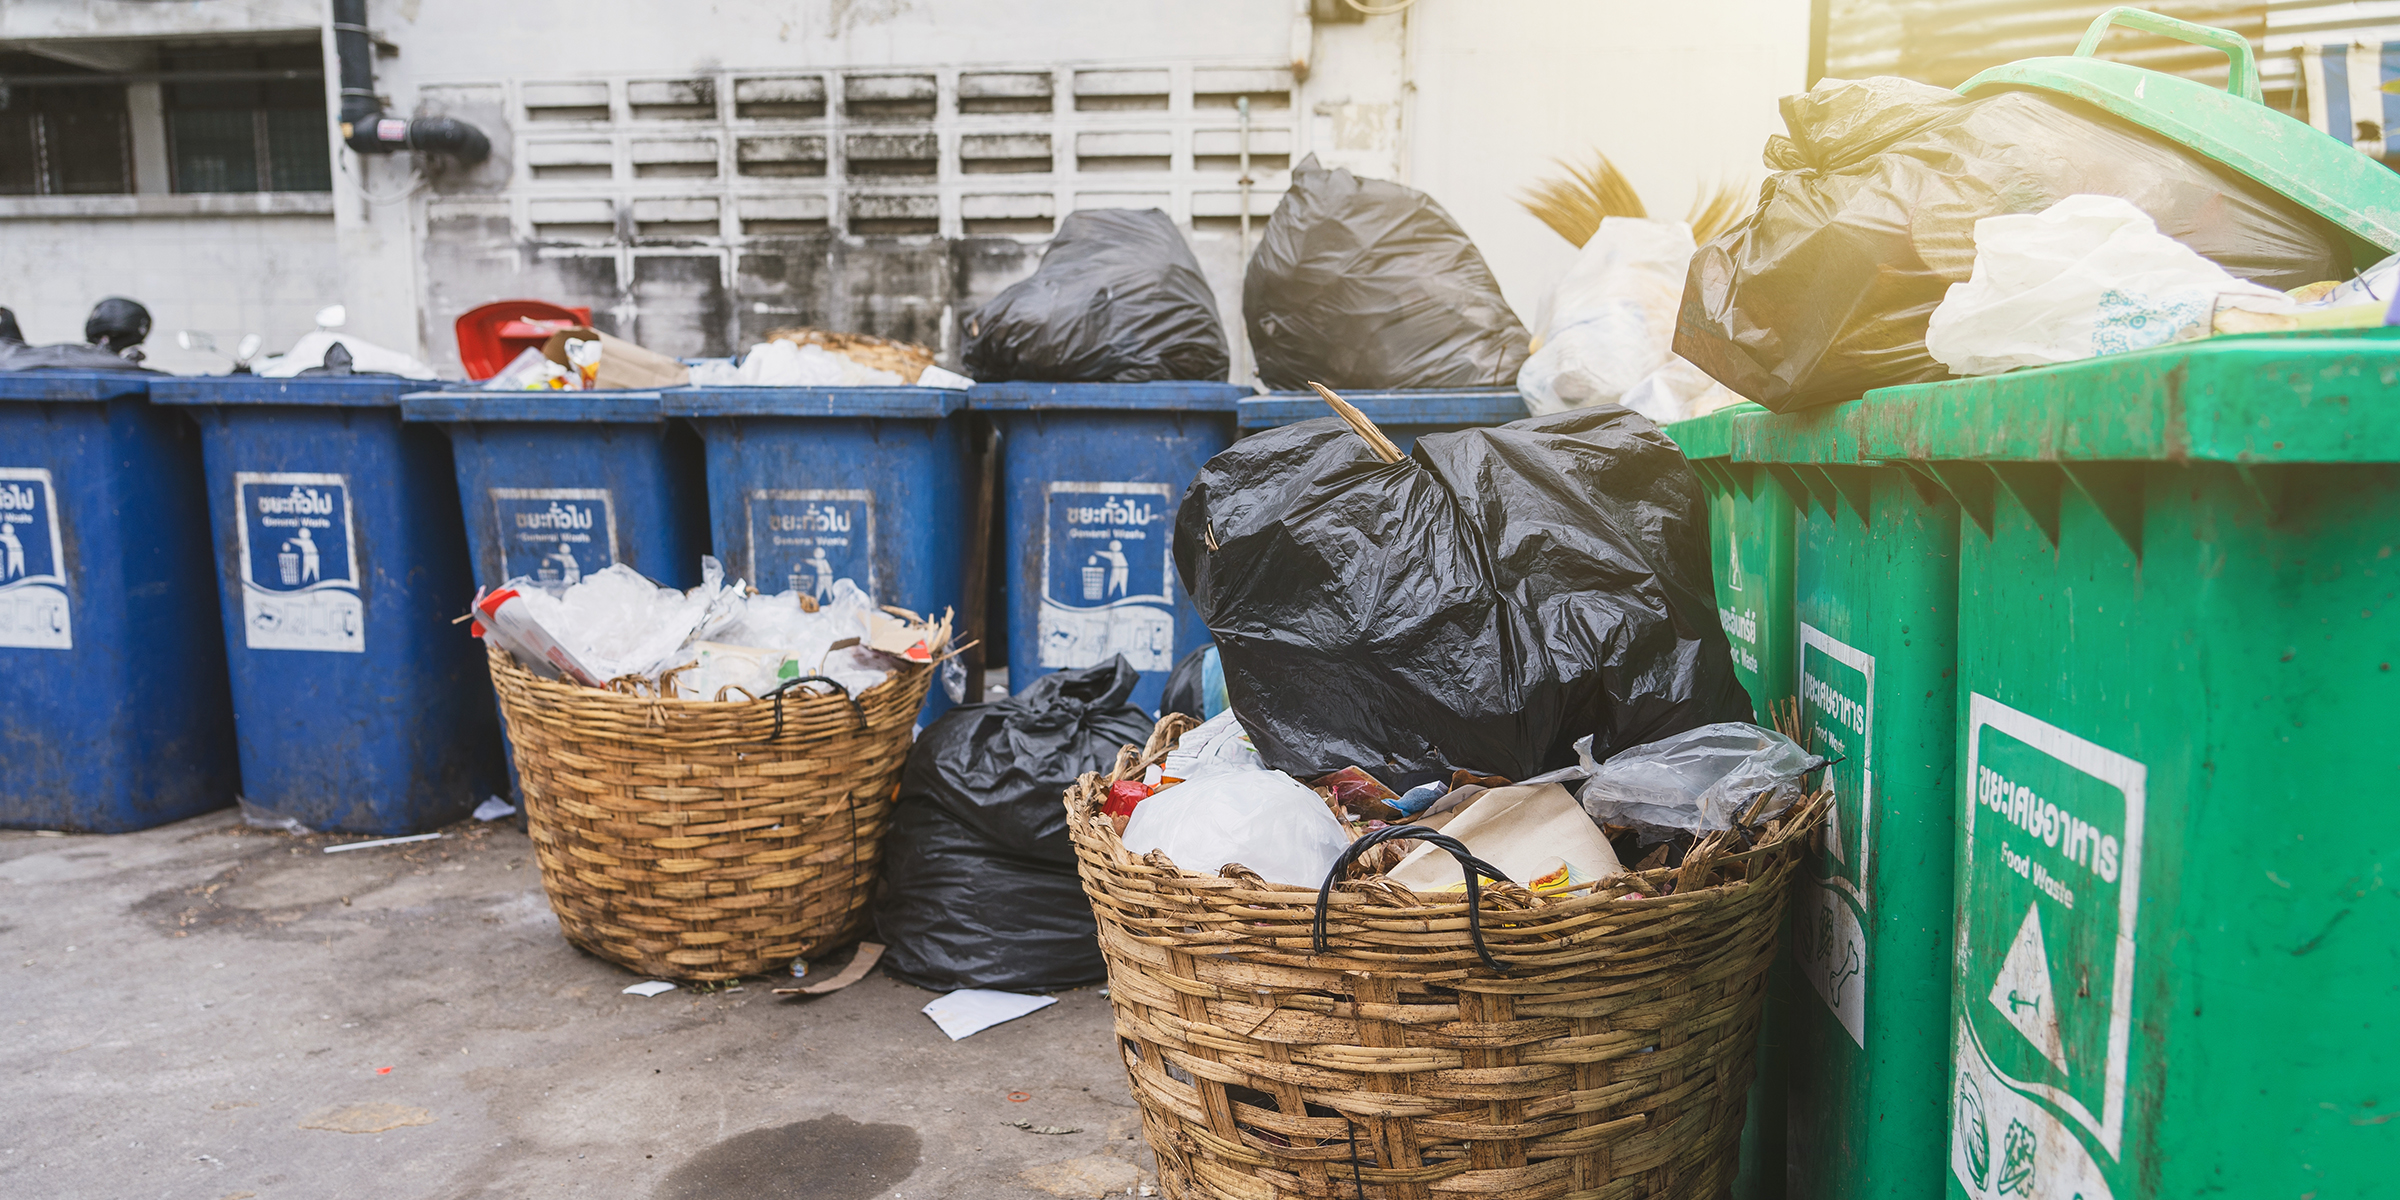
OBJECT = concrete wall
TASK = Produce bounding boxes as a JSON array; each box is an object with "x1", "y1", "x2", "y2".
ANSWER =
[{"x1": 0, "y1": 198, "x2": 340, "y2": 376}]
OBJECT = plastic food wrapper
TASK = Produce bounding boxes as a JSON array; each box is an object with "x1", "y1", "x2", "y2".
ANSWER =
[
  {"x1": 1676, "y1": 77, "x2": 2350, "y2": 412},
  {"x1": 1157, "y1": 709, "x2": 1265, "y2": 783},
  {"x1": 480, "y1": 345, "x2": 570, "y2": 390},
  {"x1": 564, "y1": 337, "x2": 603, "y2": 390},
  {"x1": 537, "y1": 327, "x2": 690, "y2": 390},
  {"x1": 1177, "y1": 405, "x2": 1756, "y2": 784},
  {"x1": 1387, "y1": 783, "x2": 1624, "y2": 893},
  {"x1": 873, "y1": 658, "x2": 1153, "y2": 992},
  {"x1": 1578, "y1": 722, "x2": 1825, "y2": 840},
  {"x1": 1927, "y1": 195, "x2": 2298, "y2": 375},
  {"x1": 963, "y1": 208, "x2": 1230, "y2": 383},
  {"x1": 1313, "y1": 766, "x2": 1402, "y2": 819},
  {"x1": 474, "y1": 587, "x2": 603, "y2": 686},
  {"x1": 1245, "y1": 155, "x2": 1529, "y2": 391},
  {"x1": 1120, "y1": 768, "x2": 1352, "y2": 888}
]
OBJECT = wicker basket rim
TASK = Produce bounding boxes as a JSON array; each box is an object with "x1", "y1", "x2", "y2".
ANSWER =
[
  {"x1": 1066, "y1": 714, "x2": 1828, "y2": 922},
  {"x1": 486, "y1": 641, "x2": 931, "y2": 715}
]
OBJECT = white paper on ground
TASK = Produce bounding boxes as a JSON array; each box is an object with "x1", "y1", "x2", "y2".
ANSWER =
[
  {"x1": 923, "y1": 989, "x2": 1057, "y2": 1040},
  {"x1": 472, "y1": 795, "x2": 517, "y2": 821},
  {"x1": 622, "y1": 980, "x2": 677, "y2": 997}
]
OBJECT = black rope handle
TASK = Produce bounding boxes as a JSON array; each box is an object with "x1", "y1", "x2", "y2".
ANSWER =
[
  {"x1": 1313, "y1": 825, "x2": 1514, "y2": 974},
  {"x1": 759, "y1": 673, "x2": 865, "y2": 742}
]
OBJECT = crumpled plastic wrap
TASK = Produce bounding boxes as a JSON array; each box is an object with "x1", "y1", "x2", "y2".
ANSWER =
[
  {"x1": 500, "y1": 558, "x2": 744, "y2": 684},
  {"x1": 686, "y1": 340, "x2": 904, "y2": 387},
  {"x1": 1121, "y1": 767, "x2": 1351, "y2": 888},
  {"x1": 688, "y1": 579, "x2": 891, "y2": 699},
  {"x1": 1576, "y1": 723, "x2": 1825, "y2": 841}
]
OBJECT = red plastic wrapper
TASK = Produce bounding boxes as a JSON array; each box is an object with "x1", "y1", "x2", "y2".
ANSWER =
[
  {"x1": 1104, "y1": 780, "x2": 1154, "y2": 835},
  {"x1": 1312, "y1": 766, "x2": 1402, "y2": 820}
]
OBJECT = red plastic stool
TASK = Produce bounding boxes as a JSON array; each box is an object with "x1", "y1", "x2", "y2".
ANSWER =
[{"x1": 454, "y1": 300, "x2": 593, "y2": 380}]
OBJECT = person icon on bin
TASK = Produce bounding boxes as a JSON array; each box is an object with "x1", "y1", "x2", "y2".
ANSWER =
[
  {"x1": 0, "y1": 520, "x2": 23, "y2": 581},
  {"x1": 1099, "y1": 539, "x2": 1129, "y2": 599},
  {"x1": 284, "y1": 527, "x2": 321, "y2": 584},
  {"x1": 548, "y1": 543, "x2": 582, "y2": 587},
  {"x1": 809, "y1": 546, "x2": 835, "y2": 602}
]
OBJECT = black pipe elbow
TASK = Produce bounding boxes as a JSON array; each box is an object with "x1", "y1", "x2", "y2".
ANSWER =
[
  {"x1": 342, "y1": 112, "x2": 490, "y2": 164},
  {"x1": 332, "y1": 0, "x2": 489, "y2": 165}
]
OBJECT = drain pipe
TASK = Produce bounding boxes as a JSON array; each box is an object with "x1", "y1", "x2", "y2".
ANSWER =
[{"x1": 332, "y1": 0, "x2": 489, "y2": 162}]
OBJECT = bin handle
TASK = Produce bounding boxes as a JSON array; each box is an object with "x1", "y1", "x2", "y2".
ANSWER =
[
  {"x1": 2073, "y1": 6, "x2": 2261, "y2": 104},
  {"x1": 759, "y1": 674, "x2": 866, "y2": 741},
  {"x1": 1312, "y1": 824, "x2": 1514, "y2": 974}
]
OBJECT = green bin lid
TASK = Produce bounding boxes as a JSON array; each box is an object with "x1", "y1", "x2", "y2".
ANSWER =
[{"x1": 1959, "y1": 6, "x2": 2400, "y2": 263}]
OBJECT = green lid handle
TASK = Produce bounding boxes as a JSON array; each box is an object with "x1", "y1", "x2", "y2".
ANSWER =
[{"x1": 2073, "y1": 6, "x2": 2262, "y2": 103}]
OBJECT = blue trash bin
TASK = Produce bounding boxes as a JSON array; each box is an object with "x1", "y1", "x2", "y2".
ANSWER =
[
  {"x1": 0, "y1": 370, "x2": 239, "y2": 832},
  {"x1": 1235, "y1": 387, "x2": 1528, "y2": 453},
  {"x1": 660, "y1": 384, "x2": 972, "y2": 723},
  {"x1": 399, "y1": 390, "x2": 710, "y2": 590},
  {"x1": 969, "y1": 381, "x2": 1247, "y2": 714},
  {"x1": 150, "y1": 375, "x2": 505, "y2": 835}
]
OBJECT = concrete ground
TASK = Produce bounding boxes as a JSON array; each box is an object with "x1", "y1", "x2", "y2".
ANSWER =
[{"x1": 0, "y1": 811, "x2": 1153, "y2": 1200}]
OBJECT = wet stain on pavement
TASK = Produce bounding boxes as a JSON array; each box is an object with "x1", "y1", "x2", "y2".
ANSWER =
[{"x1": 654, "y1": 1114, "x2": 921, "y2": 1200}]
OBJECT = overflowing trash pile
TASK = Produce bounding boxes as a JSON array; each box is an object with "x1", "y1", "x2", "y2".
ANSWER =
[
  {"x1": 1676, "y1": 75, "x2": 2382, "y2": 409},
  {"x1": 471, "y1": 556, "x2": 947, "y2": 699},
  {"x1": 687, "y1": 329, "x2": 974, "y2": 389}
]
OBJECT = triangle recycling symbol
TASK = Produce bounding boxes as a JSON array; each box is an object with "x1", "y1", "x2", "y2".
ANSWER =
[{"x1": 1988, "y1": 902, "x2": 2069, "y2": 1075}]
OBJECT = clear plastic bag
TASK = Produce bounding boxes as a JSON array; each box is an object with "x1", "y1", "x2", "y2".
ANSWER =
[
  {"x1": 1577, "y1": 722, "x2": 1824, "y2": 840},
  {"x1": 1121, "y1": 768, "x2": 1351, "y2": 887}
]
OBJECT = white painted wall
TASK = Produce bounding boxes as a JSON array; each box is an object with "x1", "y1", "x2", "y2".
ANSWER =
[
  {"x1": 1404, "y1": 0, "x2": 1813, "y2": 329},
  {"x1": 0, "y1": 205, "x2": 341, "y2": 376}
]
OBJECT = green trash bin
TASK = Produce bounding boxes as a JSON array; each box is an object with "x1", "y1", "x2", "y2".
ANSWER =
[
  {"x1": 1848, "y1": 330, "x2": 2400, "y2": 1200},
  {"x1": 1731, "y1": 406, "x2": 1964, "y2": 1200},
  {"x1": 1667, "y1": 401, "x2": 1799, "y2": 1200}
]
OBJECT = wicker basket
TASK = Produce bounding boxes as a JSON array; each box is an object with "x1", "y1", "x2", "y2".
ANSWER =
[
  {"x1": 489, "y1": 645, "x2": 930, "y2": 981},
  {"x1": 1066, "y1": 715, "x2": 1826, "y2": 1200}
]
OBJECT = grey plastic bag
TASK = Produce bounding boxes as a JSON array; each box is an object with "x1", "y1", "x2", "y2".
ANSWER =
[{"x1": 1577, "y1": 722, "x2": 1824, "y2": 840}]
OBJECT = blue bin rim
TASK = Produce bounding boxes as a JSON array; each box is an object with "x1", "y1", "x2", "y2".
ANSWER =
[
  {"x1": 660, "y1": 385, "x2": 965, "y2": 419},
  {"x1": 967, "y1": 380, "x2": 1252, "y2": 412},
  {"x1": 400, "y1": 389, "x2": 665, "y2": 423},
  {"x1": 1238, "y1": 387, "x2": 1528, "y2": 429},
  {"x1": 149, "y1": 374, "x2": 429, "y2": 407},
  {"x1": 0, "y1": 369, "x2": 155, "y2": 402}
]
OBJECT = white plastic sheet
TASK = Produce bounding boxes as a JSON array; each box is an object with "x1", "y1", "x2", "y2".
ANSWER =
[
  {"x1": 1926, "y1": 194, "x2": 2297, "y2": 376},
  {"x1": 1121, "y1": 768, "x2": 1349, "y2": 887},
  {"x1": 1519, "y1": 217, "x2": 1744, "y2": 423}
]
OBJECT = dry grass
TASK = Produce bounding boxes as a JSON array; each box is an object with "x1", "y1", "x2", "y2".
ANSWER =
[{"x1": 1519, "y1": 151, "x2": 1753, "y2": 247}]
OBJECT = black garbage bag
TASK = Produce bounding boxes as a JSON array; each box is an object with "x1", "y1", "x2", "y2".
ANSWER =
[
  {"x1": 963, "y1": 208, "x2": 1230, "y2": 383},
  {"x1": 0, "y1": 342, "x2": 157, "y2": 373},
  {"x1": 1176, "y1": 406, "x2": 1754, "y2": 785},
  {"x1": 1677, "y1": 77, "x2": 2352, "y2": 413},
  {"x1": 1244, "y1": 155, "x2": 1529, "y2": 392},
  {"x1": 872, "y1": 658, "x2": 1153, "y2": 991},
  {"x1": 872, "y1": 800, "x2": 1109, "y2": 994},
  {"x1": 0, "y1": 308, "x2": 23, "y2": 344}
]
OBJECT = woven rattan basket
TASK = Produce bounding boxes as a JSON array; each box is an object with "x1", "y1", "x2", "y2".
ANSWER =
[
  {"x1": 489, "y1": 645, "x2": 929, "y2": 981},
  {"x1": 1066, "y1": 715, "x2": 1826, "y2": 1200}
]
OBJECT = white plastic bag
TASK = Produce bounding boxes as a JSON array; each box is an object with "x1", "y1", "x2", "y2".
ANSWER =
[
  {"x1": 1617, "y1": 355, "x2": 1748, "y2": 426},
  {"x1": 1926, "y1": 194, "x2": 2297, "y2": 376},
  {"x1": 1518, "y1": 217, "x2": 1694, "y2": 416},
  {"x1": 1578, "y1": 722, "x2": 1823, "y2": 840},
  {"x1": 254, "y1": 331, "x2": 438, "y2": 380},
  {"x1": 1121, "y1": 769, "x2": 1350, "y2": 888},
  {"x1": 502, "y1": 558, "x2": 742, "y2": 683},
  {"x1": 1156, "y1": 710, "x2": 1265, "y2": 783}
]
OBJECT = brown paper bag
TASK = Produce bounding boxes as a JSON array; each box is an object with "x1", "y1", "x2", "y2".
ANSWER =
[{"x1": 540, "y1": 327, "x2": 690, "y2": 390}]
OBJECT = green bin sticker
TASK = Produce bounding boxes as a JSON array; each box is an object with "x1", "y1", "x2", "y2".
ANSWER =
[
  {"x1": 1712, "y1": 494, "x2": 1763, "y2": 679},
  {"x1": 1950, "y1": 694, "x2": 2144, "y2": 1200},
  {"x1": 1796, "y1": 623, "x2": 1871, "y2": 1047}
]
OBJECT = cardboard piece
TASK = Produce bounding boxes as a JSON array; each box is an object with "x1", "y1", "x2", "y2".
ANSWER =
[
  {"x1": 539, "y1": 327, "x2": 691, "y2": 390},
  {"x1": 1387, "y1": 783, "x2": 1624, "y2": 892}
]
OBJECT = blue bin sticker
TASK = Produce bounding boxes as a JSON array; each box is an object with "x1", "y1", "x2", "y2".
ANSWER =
[
  {"x1": 746, "y1": 488, "x2": 876, "y2": 602},
  {"x1": 491, "y1": 489, "x2": 618, "y2": 586},
  {"x1": 234, "y1": 472, "x2": 363, "y2": 654},
  {"x1": 0, "y1": 468, "x2": 72, "y2": 650},
  {"x1": 1040, "y1": 481, "x2": 1174, "y2": 673}
]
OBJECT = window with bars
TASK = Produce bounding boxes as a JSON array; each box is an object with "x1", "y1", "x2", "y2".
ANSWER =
[
  {"x1": 0, "y1": 54, "x2": 132, "y2": 196},
  {"x1": 163, "y1": 46, "x2": 331, "y2": 194}
]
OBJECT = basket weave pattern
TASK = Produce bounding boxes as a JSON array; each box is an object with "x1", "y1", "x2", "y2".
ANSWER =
[
  {"x1": 1067, "y1": 716, "x2": 1824, "y2": 1200},
  {"x1": 489, "y1": 645, "x2": 928, "y2": 981}
]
